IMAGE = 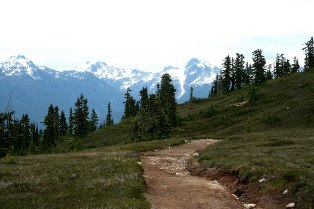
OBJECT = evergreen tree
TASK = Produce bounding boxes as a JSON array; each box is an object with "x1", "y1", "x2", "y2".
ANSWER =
[
  {"x1": 90, "y1": 109, "x2": 98, "y2": 132},
  {"x1": 30, "y1": 122, "x2": 40, "y2": 148},
  {"x1": 221, "y1": 55, "x2": 232, "y2": 93},
  {"x1": 54, "y1": 106, "x2": 60, "y2": 137},
  {"x1": 59, "y1": 110, "x2": 68, "y2": 136},
  {"x1": 303, "y1": 37, "x2": 314, "y2": 70},
  {"x1": 139, "y1": 87, "x2": 149, "y2": 113},
  {"x1": 234, "y1": 53, "x2": 245, "y2": 89},
  {"x1": 122, "y1": 88, "x2": 137, "y2": 119},
  {"x1": 189, "y1": 86, "x2": 194, "y2": 101},
  {"x1": 291, "y1": 57, "x2": 300, "y2": 73},
  {"x1": 68, "y1": 108, "x2": 74, "y2": 136},
  {"x1": 266, "y1": 64, "x2": 273, "y2": 80},
  {"x1": 274, "y1": 54, "x2": 283, "y2": 78},
  {"x1": 244, "y1": 62, "x2": 254, "y2": 85},
  {"x1": 159, "y1": 73, "x2": 177, "y2": 126},
  {"x1": 252, "y1": 49, "x2": 266, "y2": 84},
  {"x1": 16, "y1": 114, "x2": 31, "y2": 154},
  {"x1": 105, "y1": 102, "x2": 114, "y2": 127},
  {"x1": 74, "y1": 94, "x2": 90, "y2": 137},
  {"x1": 43, "y1": 104, "x2": 57, "y2": 149},
  {"x1": 230, "y1": 57, "x2": 236, "y2": 92},
  {"x1": 283, "y1": 58, "x2": 291, "y2": 75},
  {"x1": 210, "y1": 75, "x2": 219, "y2": 97}
]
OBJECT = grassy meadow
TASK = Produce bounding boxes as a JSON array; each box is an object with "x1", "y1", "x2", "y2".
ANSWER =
[{"x1": 1, "y1": 69, "x2": 314, "y2": 208}]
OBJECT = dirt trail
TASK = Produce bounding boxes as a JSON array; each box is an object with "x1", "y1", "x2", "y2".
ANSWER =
[{"x1": 141, "y1": 139, "x2": 245, "y2": 209}]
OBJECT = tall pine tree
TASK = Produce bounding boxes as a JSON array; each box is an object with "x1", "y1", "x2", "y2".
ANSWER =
[
  {"x1": 303, "y1": 37, "x2": 314, "y2": 70},
  {"x1": 252, "y1": 49, "x2": 266, "y2": 84},
  {"x1": 105, "y1": 102, "x2": 114, "y2": 127},
  {"x1": 74, "y1": 94, "x2": 90, "y2": 137}
]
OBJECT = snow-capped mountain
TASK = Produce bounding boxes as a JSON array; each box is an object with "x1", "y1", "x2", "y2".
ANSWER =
[{"x1": 0, "y1": 55, "x2": 220, "y2": 126}]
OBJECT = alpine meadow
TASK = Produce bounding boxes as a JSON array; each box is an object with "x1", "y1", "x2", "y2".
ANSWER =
[{"x1": 1, "y1": 37, "x2": 314, "y2": 208}]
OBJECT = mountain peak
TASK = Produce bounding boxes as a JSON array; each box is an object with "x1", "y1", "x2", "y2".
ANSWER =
[{"x1": 9, "y1": 55, "x2": 28, "y2": 61}]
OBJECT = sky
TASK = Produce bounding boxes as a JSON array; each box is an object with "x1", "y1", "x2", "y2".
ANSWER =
[{"x1": 0, "y1": 0, "x2": 313, "y2": 72}]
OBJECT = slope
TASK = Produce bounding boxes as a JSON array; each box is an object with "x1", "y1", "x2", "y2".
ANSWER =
[
  {"x1": 76, "y1": 69, "x2": 314, "y2": 208},
  {"x1": 175, "y1": 69, "x2": 314, "y2": 208}
]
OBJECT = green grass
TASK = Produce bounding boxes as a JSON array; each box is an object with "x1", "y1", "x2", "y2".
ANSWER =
[
  {"x1": 0, "y1": 137, "x2": 185, "y2": 209},
  {"x1": 199, "y1": 130, "x2": 314, "y2": 206},
  {"x1": 174, "y1": 70, "x2": 314, "y2": 208},
  {"x1": 2, "y1": 70, "x2": 314, "y2": 208}
]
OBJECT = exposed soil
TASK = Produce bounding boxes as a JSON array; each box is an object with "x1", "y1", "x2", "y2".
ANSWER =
[
  {"x1": 141, "y1": 139, "x2": 244, "y2": 209},
  {"x1": 141, "y1": 139, "x2": 290, "y2": 209}
]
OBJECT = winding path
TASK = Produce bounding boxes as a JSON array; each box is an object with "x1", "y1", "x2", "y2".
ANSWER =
[{"x1": 141, "y1": 139, "x2": 244, "y2": 209}]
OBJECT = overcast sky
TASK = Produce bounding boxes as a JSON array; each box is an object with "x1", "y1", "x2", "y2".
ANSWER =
[{"x1": 0, "y1": 0, "x2": 313, "y2": 71}]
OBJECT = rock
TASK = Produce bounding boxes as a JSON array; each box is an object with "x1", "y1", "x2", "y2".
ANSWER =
[
  {"x1": 244, "y1": 203, "x2": 256, "y2": 208},
  {"x1": 286, "y1": 203, "x2": 295, "y2": 208},
  {"x1": 184, "y1": 140, "x2": 188, "y2": 143},
  {"x1": 283, "y1": 189, "x2": 288, "y2": 195},
  {"x1": 137, "y1": 161, "x2": 142, "y2": 165},
  {"x1": 192, "y1": 152, "x2": 199, "y2": 157},
  {"x1": 259, "y1": 178, "x2": 266, "y2": 183},
  {"x1": 232, "y1": 194, "x2": 239, "y2": 200}
]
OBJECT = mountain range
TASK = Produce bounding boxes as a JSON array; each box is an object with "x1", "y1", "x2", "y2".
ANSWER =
[{"x1": 0, "y1": 55, "x2": 221, "y2": 126}]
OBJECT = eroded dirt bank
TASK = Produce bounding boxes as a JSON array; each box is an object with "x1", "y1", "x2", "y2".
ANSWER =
[{"x1": 141, "y1": 139, "x2": 245, "y2": 209}]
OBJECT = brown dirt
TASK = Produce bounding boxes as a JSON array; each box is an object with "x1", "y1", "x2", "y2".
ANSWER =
[{"x1": 141, "y1": 139, "x2": 245, "y2": 209}]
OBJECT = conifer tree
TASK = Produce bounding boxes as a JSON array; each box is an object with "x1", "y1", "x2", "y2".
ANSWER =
[
  {"x1": 230, "y1": 57, "x2": 235, "y2": 92},
  {"x1": 291, "y1": 57, "x2": 300, "y2": 73},
  {"x1": 105, "y1": 102, "x2": 114, "y2": 127},
  {"x1": 252, "y1": 49, "x2": 266, "y2": 84},
  {"x1": 189, "y1": 86, "x2": 194, "y2": 101},
  {"x1": 139, "y1": 87, "x2": 149, "y2": 112},
  {"x1": 221, "y1": 55, "x2": 232, "y2": 93},
  {"x1": 90, "y1": 109, "x2": 98, "y2": 132},
  {"x1": 122, "y1": 88, "x2": 137, "y2": 119},
  {"x1": 43, "y1": 104, "x2": 57, "y2": 149},
  {"x1": 266, "y1": 64, "x2": 273, "y2": 80},
  {"x1": 303, "y1": 37, "x2": 314, "y2": 70},
  {"x1": 244, "y1": 62, "x2": 254, "y2": 85},
  {"x1": 74, "y1": 94, "x2": 90, "y2": 137},
  {"x1": 59, "y1": 110, "x2": 68, "y2": 136},
  {"x1": 159, "y1": 73, "x2": 177, "y2": 126},
  {"x1": 234, "y1": 53, "x2": 245, "y2": 89},
  {"x1": 68, "y1": 108, "x2": 74, "y2": 136},
  {"x1": 274, "y1": 54, "x2": 283, "y2": 78},
  {"x1": 54, "y1": 106, "x2": 60, "y2": 137}
]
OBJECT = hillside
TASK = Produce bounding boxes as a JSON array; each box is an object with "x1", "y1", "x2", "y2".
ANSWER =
[
  {"x1": 1, "y1": 69, "x2": 314, "y2": 208},
  {"x1": 73, "y1": 69, "x2": 314, "y2": 207}
]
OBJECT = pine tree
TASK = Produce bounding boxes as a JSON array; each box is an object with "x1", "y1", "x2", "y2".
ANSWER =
[
  {"x1": 68, "y1": 108, "x2": 74, "y2": 136},
  {"x1": 17, "y1": 114, "x2": 31, "y2": 154},
  {"x1": 252, "y1": 49, "x2": 266, "y2": 84},
  {"x1": 74, "y1": 94, "x2": 90, "y2": 137},
  {"x1": 210, "y1": 74, "x2": 219, "y2": 97},
  {"x1": 159, "y1": 73, "x2": 177, "y2": 126},
  {"x1": 291, "y1": 57, "x2": 300, "y2": 73},
  {"x1": 303, "y1": 37, "x2": 314, "y2": 70},
  {"x1": 59, "y1": 110, "x2": 68, "y2": 136},
  {"x1": 230, "y1": 57, "x2": 235, "y2": 92},
  {"x1": 122, "y1": 88, "x2": 137, "y2": 119},
  {"x1": 244, "y1": 62, "x2": 254, "y2": 85},
  {"x1": 43, "y1": 104, "x2": 57, "y2": 149},
  {"x1": 105, "y1": 102, "x2": 114, "y2": 127},
  {"x1": 274, "y1": 54, "x2": 283, "y2": 78},
  {"x1": 221, "y1": 55, "x2": 232, "y2": 93},
  {"x1": 54, "y1": 106, "x2": 60, "y2": 137},
  {"x1": 234, "y1": 53, "x2": 245, "y2": 89},
  {"x1": 266, "y1": 64, "x2": 273, "y2": 80},
  {"x1": 189, "y1": 86, "x2": 194, "y2": 101},
  {"x1": 90, "y1": 109, "x2": 98, "y2": 132}
]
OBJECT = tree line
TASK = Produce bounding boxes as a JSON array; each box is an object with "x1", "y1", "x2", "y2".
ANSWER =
[
  {"x1": 210, "y1": 37, "x2": 314, "y2": 96},
  {"x1": 0, "y1": 94, "x2": 114, "y2": 156},
  {"x1": 122, "y1": 73, "x2": 177, "y2": 142}
]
